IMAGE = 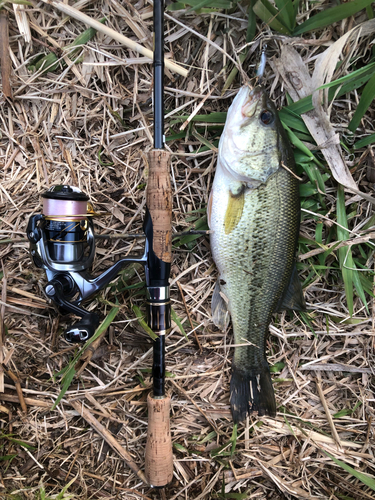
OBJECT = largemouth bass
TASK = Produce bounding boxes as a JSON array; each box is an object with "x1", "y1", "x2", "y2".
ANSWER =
[{"x1": 208, "y1": 85, "x2": 305, "y2": 423}]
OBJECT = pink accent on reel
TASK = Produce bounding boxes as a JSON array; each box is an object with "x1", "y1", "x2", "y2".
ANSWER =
[{"x1": 43, "y1": 198, "x2": 88, "y2": 217}]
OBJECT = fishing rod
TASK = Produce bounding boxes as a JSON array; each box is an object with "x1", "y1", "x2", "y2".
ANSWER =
[
  {"x1": 26, "y1": 0, "x2": 173, "y2": 484},
  {"x1": 143, "y1": 0, "x2": 174, "y2": 487}
]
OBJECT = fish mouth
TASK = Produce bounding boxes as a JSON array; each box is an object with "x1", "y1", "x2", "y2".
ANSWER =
[{"x1": 241, "y1": 86, "x2": 264, "y2": 118}]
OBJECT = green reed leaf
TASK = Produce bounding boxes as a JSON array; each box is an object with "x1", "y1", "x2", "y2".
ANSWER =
[
  {"x1": 51, "y1": 305, "x2": 119, "y2": 409},
  {"x1": 324, "y1": 451, "x2": 375, "y2": 490},
  {"x1": 274, "y1": 0, "x2": 296, "y2": 30},
  {"x1": 132, "y1": 305, "x2": 158, "y2": 340},
  {"x1": 293, "y1": 0, "x2": 375, "y2": 35},
  {"x1": 348, "y1": 72, "x2": 375, "y2": 132},
  {"x1": 253, "y1": 0, "x2": 291, "y2": 34},
  {"x1": 171, "y1": 307, "x2": 189, "y2": 340},
  {"x1": 337, "y1": 186, "x2": 353, "y2": 316},
  {"x1": 353, "y1": 132, "x2": 375, "y2": 149}
]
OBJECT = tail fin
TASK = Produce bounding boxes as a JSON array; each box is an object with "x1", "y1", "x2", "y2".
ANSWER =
[{"x1": 230, "y1": 363, "x2": 276, "y2": 423}]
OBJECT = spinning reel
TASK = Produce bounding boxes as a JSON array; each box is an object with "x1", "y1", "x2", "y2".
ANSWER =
[{"x1": 27, "y1": 185, "x2": 147, "y2": 343}]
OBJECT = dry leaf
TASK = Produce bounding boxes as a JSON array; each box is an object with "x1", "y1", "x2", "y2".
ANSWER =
[
  {"x1": 312, "y1": 18, "x2": 375, "y2": 112},
  {"x1": 14, "y1": 151, "x2": 27, "y2": 169},
  {"x1": 13, "y1": 4, "x2": 32, "y2": 44},
  {"x1": 273, "y1": 44, "x2": 358, "y2": 191},
  {"x1": 273, "y1": 20, "x2": 375, "y2": 195},
  {"x1": 112, "y1": 206, "x2": 125, "y2": 224}
]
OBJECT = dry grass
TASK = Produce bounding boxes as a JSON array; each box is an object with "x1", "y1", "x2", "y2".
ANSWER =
[{"x1": 0, "y1": 1, "x2": 375, "y2": 499}]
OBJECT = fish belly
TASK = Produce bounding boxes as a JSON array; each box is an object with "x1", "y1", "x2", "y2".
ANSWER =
[{"x1": 210, "y1": 165, "x2": 300, "y2": 422}]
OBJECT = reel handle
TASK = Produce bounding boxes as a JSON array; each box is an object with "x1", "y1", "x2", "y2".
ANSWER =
[{"x1": 45, "y1": 277, "x2": 99, "y2": 343}]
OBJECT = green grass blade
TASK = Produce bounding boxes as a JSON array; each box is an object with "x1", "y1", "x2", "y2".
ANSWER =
[
  {"x1": 65, "y1": 18, "x2": 106, "y2": 51},
  {"x1": 285, "y1": 64, "x2": 375, "y2": 115},
  {"x1": 197, "y1": 430, "x2": 217, "y2": 443},
  {"x1": 29, "y1": 18, "x2": 106, "y2": 74},
  {"x1": 246, "y1": 1, "x2": 257, "y2": 43},
  {"x1": 274, "y1": 0, "x2": 296, "y2": 30},
  {"x1": 253, "y1": 0, "x2": 291, "y2": 34},
  {"x1": 293, "y1": 0, "x2": 300, "y2": 20},
  {"x1": 348, "y1": 72, "x2": 375, "y2": 132},
  {"x1": 293, "y1": 0, "x2": 375, "y2": 35},
  {"x1": 324, "y1": 451, "x2": 375, "y2": 490},
  {"x1": 173, "y1": 215, "x2": 209, "y2": 248},
  {"x1": 192, "y1": 129, "x2": 218, "y2": 152},
  {"x1": 300, "y1": 183, "x2": 318, "y2": 197},
  {"x1": 333, "y1": 401, "x2": 362, "y2": 418},
  {"x1": 337, "y1": 186, "x2": 353, "y2": 316},
  {"x1": 223, "y1": 1, "x2": 257, "y2": 91},
  {"x1": 171, "y1": 307, "x2": 189, "y2": 340},
  {"x1": 51, "y1": 367, "x2": 76, "y2": 411},
  {"x1": 186, "y1": 0, "x2": 232, "y2": 10},
  {"x1": 223, "y1": 52, "x2": 247, "y2": 92},
  {"x1": 171, "y1": 111, "x2": 227, "y2": 124},
  {"x1": 132, "y1": 305, "x2": 158, "y2": 340},
  {"x1": 0, "y1": 454, "x2": 17, "y2": 461},
  {"x1": 281, "y1": 121, "x2": 323, "y2": 166},
  {"x1": 317, "y1": 62, "x2": 375, "y2": 91},
  {"x1": 336, "y1": 187, "x2": 368, "y2": 311},
  {"x1": 179, "y1": 0, "x2": 232, "y2": 8},
  {"x1": 353, "y1": 132, "x2": 375, "y2": 149},
  {"x1": 51, "y1": 305, "x2": 119, "y2": 409},
  {"x1": 31, "y1": 53, "x2": 60, "y2": 74},
  {"x1": 279, "y1": 108, "x2": 310, "y2": 134}
]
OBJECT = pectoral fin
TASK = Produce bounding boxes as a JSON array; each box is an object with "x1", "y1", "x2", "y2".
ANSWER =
[
  {"x1": 211, "y1": 279, "x2": 230, "y2": 330},
  {"x1": 278, "y1": 263, "x2": 306, "y2": 312},
  {"x1": 224, "y1": 189, "x2": 245, "y2": 235}
]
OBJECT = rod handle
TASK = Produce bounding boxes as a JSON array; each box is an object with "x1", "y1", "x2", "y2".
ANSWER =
[
  {"x1": 147, "y1": 149, "x2": 172, "y2": 263},
  {"x1": 145, "y1": 393, "x2": 173, "y2": 487}
]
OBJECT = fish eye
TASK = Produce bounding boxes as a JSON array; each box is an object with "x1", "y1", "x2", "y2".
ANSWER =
[{"x1": 260, "y1": 109, "x2": 274, "y2": 125}]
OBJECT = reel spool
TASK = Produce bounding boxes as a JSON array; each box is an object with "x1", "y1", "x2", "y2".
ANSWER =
[{"x1": 27, "y1": 185, "x2": 147, "y2": 343}]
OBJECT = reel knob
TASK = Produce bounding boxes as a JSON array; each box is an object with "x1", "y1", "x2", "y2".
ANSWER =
[{"x1": 65, "y1": 314, "x2": 100, "y2": 343}]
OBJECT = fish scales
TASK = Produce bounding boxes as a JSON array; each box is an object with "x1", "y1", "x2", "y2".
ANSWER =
[{"x1": 208, "y1": 85, "x2": 304, "y2": 423}]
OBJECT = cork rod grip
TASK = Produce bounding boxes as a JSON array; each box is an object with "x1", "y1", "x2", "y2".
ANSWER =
[
  {"x1": 145, "y1": 393, "x2": 173, "y2": 486},
  {"x1": 147, "y1": 149, "x2": 172, "y2": 263}
]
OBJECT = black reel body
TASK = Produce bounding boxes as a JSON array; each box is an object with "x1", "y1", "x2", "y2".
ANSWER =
[{"x1": 27, "y1": 185, "x2": 147, "y2": 343}]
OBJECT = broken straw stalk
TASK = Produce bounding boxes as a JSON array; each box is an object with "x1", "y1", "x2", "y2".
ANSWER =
[{"x1": 39, "y1": 0, "x2": 189, "y2": 78}]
